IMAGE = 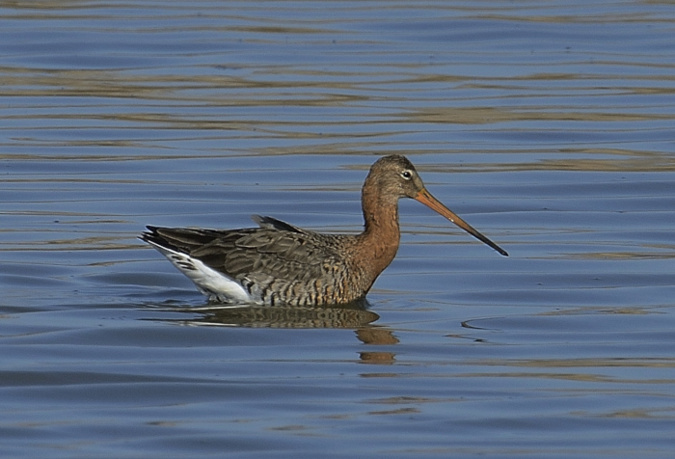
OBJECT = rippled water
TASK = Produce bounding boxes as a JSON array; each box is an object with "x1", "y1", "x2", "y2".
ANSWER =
[{"x1": 2, "y1": 1, "x2": 675, "y2": 458}]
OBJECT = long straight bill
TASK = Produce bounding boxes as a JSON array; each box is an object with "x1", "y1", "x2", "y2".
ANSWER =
[{"x1": 415, "y1": 188, "x2": 508, "y2": 257}]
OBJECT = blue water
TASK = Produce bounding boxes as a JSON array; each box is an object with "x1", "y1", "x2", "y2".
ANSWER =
[{"x1": 2, "y1": 1, "x2": 675, "y2": 458}]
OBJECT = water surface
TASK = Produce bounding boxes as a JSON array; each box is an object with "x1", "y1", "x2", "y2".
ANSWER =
[{"x1": 1, "y1": 1, "x2": 675, "y2": 458}]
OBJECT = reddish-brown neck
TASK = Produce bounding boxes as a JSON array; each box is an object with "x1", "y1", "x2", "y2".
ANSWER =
[{"x1": 358, "y1": 177, "x2": 401, "y2": 279}]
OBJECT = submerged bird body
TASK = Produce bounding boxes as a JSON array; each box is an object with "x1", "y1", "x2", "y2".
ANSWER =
[
  {"x1": 141, "y1": 155, "x2": 507, "y2": 306},
  {"x1": 143, "y1": 217, "x2": 388, "y2": 306}
]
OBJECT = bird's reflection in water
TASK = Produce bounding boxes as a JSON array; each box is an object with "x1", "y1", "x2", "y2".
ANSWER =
[
  {"x1": 182, "y1": 299, "x2": 375, "y2": 328},
  {"x1": 356, "y1": 327, "x2": 399, "y2": 364},
  {"x1": 158, "y1": 299, "x2": 399, "y2": 362}
]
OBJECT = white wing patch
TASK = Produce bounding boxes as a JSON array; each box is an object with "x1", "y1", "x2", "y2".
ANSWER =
[{"x1": 145, "y1": 241, "x2": 255, "y2": 304}]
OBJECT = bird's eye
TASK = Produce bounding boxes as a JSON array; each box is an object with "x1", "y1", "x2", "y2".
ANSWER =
[{"x1": 401, "y1": 170, "x2": 413, "y2": 180}]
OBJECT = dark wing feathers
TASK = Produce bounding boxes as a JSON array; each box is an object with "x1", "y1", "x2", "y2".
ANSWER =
[
  {"x1": 143, "y1": 222, "x2": 347, "y2": 283},
  {"x1": 143, "y1": 225, "x2": 226, "y2": 252},
  {"x1": 251, "y1": 215, "x2": 304, "y2": 233}
]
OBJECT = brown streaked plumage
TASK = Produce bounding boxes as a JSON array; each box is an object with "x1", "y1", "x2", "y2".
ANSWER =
[{"x1": 140, "y1": 155, "x2": 507, "y2": 306}]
